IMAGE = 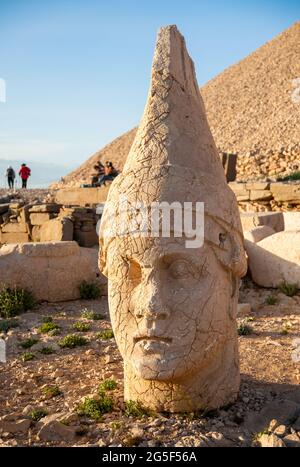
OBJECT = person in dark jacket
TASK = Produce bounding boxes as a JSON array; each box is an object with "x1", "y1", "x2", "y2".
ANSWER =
[
  {"x1": 6, "y1": 166, "x2": 16, "y2": 189},
  {"x1": 19, "y1": 163, "x2": 31, "y2": 189}
]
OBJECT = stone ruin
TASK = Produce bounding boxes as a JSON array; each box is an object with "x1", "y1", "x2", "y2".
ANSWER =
[
  {"x1": 0, "y1": 197, "x2": 101, "y2": 248},
  {"x1": 99, "y1": 25, "x2": 247, "y2": 412}
]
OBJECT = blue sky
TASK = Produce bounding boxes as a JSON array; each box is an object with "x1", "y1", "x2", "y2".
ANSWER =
[{"x1": 0, "y1": 0, "x2": 299, "y2": 169}]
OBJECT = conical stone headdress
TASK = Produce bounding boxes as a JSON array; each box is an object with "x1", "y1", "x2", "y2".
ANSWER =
[{"x1": 100, "y1": 25, "x2": 247, "y2": 279}]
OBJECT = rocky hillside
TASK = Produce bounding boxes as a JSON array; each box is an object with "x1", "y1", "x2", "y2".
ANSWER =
[{"x1": 52, "y1": 21, "x2": 300, "y2": 188}]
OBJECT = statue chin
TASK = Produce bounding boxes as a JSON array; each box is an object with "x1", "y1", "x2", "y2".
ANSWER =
[{"x1": 132, "y1": 356, "x2": 181, "y2": 382}]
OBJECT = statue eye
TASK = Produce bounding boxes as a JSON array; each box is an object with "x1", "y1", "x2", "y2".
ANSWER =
[{"x1": 168, "y1": 260, "x2": 192, "y2": 279}]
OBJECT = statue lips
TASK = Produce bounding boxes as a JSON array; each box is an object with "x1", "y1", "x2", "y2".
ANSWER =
[{"x1": 133, "y1": 335, "x2": 172, "y2": 355}]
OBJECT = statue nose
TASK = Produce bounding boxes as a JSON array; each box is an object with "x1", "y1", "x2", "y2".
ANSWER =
[{"x1": 135, "y1": 282, "x2": 169, "y2": 320}]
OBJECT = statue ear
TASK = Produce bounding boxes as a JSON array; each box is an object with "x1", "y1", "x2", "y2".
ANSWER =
[{"x1": 209, "y1": 229, "x2": 247, "y2": 279}]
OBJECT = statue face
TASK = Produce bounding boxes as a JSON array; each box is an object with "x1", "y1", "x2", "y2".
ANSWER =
[{"x1": 106, "y1": 236, "x2": 234, "y2": 382}]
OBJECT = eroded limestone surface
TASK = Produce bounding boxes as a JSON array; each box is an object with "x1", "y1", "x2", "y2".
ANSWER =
[{"x1": 99, "y1": 25, "x2": 247, "y2": 412}]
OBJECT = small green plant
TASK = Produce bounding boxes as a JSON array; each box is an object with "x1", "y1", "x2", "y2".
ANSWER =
[
  {"x1": 42, "y1": 385, "x2": 62, "y2": 398},
  {"x1": 73, "y1": 322, "x2": 91, "y2": 332},
  {"x1": 59, "y1": 334, "x2": 88, "y2": 349},
  {"x1": 281, "y1": 322, "x2": 292, "y2": 335},
  {"x1": 97, "y1": 329, "x2": 114, "y2": 340},
  {"x1": 77, "y1": 394, "x2": 113, "y2": 421},
  {"x1": 124, "y1": 400, "x2": 150, "y2": 418},
  {"x1": 279, "y1": 282, "x2": 298, "y2": 297},
  {"x1": 99, "y1": 379, "x2": 118, "y2": 393},
  {"x1": 22, "y1": 352, "x2": 35, "y2": 362},
  {"x1": 0, "y1": 318, "x2": 19, "y2": 333},
  {"x1": 30, "y1": 409, "x2": 48, "y2": 422},
  {"x1": 277, "y1": 171, "x2": 300, "y2": 182},
  {"x1": 79, "y1": 281, "x2": 101, "y2": 300},
  {"x1": 38, "y1": 322, "x2": 61, "y2": 334},
  {"x1": 0, "y1": 286, "x2": 35, "y2": 318},
  {"x1": 39, "y1": 346, "x2": 55, "y2": 355},
  {"x1": 237, "y1": 321, "x2": 254, "y2": 336},
  {"x1": 266, "y1": 294, "x2": 278, "y2": 306},
  {"x1": 20, "y1": 338, "x2": 39, "y2": 349},
  {"x1": 81, "y1": 309, "x2": 105, "y2": 321},
  {"x1": 42, "y1": 316, "x2": 53, "y2": 323}
]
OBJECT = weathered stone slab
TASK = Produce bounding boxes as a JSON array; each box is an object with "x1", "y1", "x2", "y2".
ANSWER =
[
  {"x1": 0, "y1": 204, "x2": 9, "y2": 215},
  {"x1": 39, "y1": 217, "x2": 73, "y2": 242},
  {"x1": 55, "y1": 186, "x2": 111, "y2": 206},
  {"x1": 240, "y1": 212, "x2": 284, "y2": 233},
  {"x1": 244, "y1": 226, "x2": 275, "y2": 243},
  {"x1": 0, "y1": 241, "x2": 102, "y2": 302},
  {"x1": 246, "y1": 182, "x2": 270, "y2": 190},
  {"x1": 30, "y1": 212, "x2": 56, "y2": 225},
  {"x1": 270, "y1": 183, "x2": 300, "y2": 203},
  {"x1": 283, "y1": 212, "x2": 300, "y2": 231},
  {"x1": 249, "y1": 190, "x2": 273, "y2": 201},
  {"x1": 29, "y1": 204, "x2": 61, "y2": 213},
  {"x1": 246, "y1": 231, "x2": 300, "y2": 287},
  {"x1": 0, "y1": 232, "x2": 30, "y2": 244},
  {"x1": 2, "y1": 222, "x2": 28, "y2": 233}
]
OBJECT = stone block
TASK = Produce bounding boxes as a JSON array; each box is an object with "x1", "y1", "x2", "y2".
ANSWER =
[
  {"x1": 39, "y1": 217, "x2": 74, "y2": 242},
  {"x1": 2, "y1": 222, "x2": 28, "y2": 233},
  {"x1": 30, "y1": 212, "x2": 56, "y2": 225},
  {"x1": 0, "y1": 241, "x2": 102, "y2": 302},
  {"x1": 270, "y1": 183, "x2": 300, "y2": 204},
  {"x1": 249, "y1": 190, "x2": 273, "y2": 201},
  {"x1": 0, "y1": 232, "x2": 30, "y2": 244}
]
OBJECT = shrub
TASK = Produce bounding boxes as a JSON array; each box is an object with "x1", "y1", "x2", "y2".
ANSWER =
[
  {"x1": 0, "y1": 286, "x2": 35, "y2": 318},
  {"x1": 77, "y1": 395, "x2": 113, "y2": 421},
  {"x1": 279, "y1": 282, "x2": 298, "y2": 297},
  {"x1": 97, "y1": 330, "x2": 114, "y2": 340},
  {"x1": 79, "y1": 281, "x2": 101, "y2": 300},
  {"x1": 0, "y1": 318, "x2": 19, "y2": 333},
  {"x1": 73, "y1": 322, "x2": 91, "y2": 332},
  {"x1": 281, "y1": 323, "x2": 292, "y2": 335},
  {"x1": 277, "y1": 171, "x2": 300, "y2": 182},
  {"x1": 99, "y1": 379, "x2": 117, "y2": 393},
  {"x1": 42, "y1": 385, "x2": 62, "y2": 398},
  {"x1": 22, "y1": 352, "x2": 35, "y2": 362},
  {"x1": 237, "y1": 321, "x2": 254, "y2": 336},
  {"x1": 38, "y1": 322, "x2": 61, "y2": 334},
  {"x1": 39, "y1": 346, "x2": 55, "y2": 355},
  {"x1": 42, "y1": 316, "x2": 53, "y2": 323},
  {"x1": 124, "y1": 400, "x2": 150, "y2": 418},
  {"x1": 30, "y1": 409, "x2": 48, "y2": 422},
  {"x1": 266, "y1": 295, "x2": 278, "y2": 306},
  {"x1": 59, "y1": 334, "x2": 87, "y2": 349},
  {"x1": 20, "y1": 338, "x2": 39, "y2": 349},
  {"x1": 81, "y1": 309, "x2": 105, "y2": 321}
]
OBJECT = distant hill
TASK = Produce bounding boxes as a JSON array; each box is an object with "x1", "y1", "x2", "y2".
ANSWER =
[
  {"x1": 52, "y1": 21, "x2": 300, "y2": 187},
  {"x1": 0, "y1": 159, "x2": 73, "y2": 188}
]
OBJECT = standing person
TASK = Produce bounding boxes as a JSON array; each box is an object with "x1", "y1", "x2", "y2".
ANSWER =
[
  {"x1": 6, "y1": 166, "x2": 16, "y2": 189},
  {"x1": 19, "y1": 163, "x2": 31, "y2": 189}
]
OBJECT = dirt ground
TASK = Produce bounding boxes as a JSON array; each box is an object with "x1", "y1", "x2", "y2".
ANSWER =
[{"x1": 0, "y1": 279, "x2": 300, "y2": 447}]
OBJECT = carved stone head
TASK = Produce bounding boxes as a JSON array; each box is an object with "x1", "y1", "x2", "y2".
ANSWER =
[{"x1": 99, "y1": 25, "x2": 247, "y2": 412}]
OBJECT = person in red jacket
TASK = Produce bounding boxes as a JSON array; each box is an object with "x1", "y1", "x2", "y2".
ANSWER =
[{"x1": 19, "y1": 163, "x2": 31, "y2": 189}]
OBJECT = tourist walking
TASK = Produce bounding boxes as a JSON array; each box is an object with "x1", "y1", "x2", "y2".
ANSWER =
[
  {"x1": 19, "y1": 163, "x2": 31, "y2": 189},
  {"x1": 6, "y1": 166, "x2": 16, "y2": 189}
]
